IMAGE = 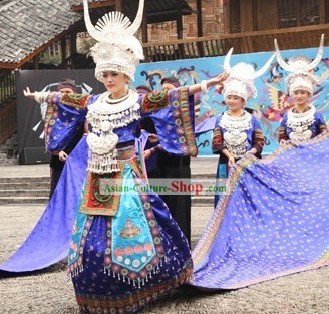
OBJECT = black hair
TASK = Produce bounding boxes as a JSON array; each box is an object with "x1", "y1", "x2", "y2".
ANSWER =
[{"x1": 160, "y1": 76, "x2": 180, "y2": 86}]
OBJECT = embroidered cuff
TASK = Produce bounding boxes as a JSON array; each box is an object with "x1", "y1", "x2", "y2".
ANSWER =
[
  {"x1": 201, "y1": 80, "x2": 209, "y2": 94},
  {"x1": 34, "y1": 91, "x2": 50, "y2": 104}
]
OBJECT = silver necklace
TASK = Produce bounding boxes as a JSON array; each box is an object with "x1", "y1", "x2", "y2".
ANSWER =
[{"x1": 86, "y1": 90, "x2": 140, "y2": 174}]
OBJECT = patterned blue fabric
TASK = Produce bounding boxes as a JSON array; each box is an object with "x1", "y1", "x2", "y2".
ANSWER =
[
  {"x1": 0, "y1": 137, "x2": 88, "y2": 272},
  {"x1": 147, "y1": 89, "x2": 196, "y2": 155},
  {"x1": 46, "y1": 96, "x2": 89, "y2": 152},
  {"x1": 192, "y1": 132, "x2": 329, "y2": 289},
  {"x1": 195, "y1": 115, "x2": 216, "y2": 135}
]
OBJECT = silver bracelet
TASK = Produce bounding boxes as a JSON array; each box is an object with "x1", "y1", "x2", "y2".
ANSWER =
[
  {"x1": 34, "y1": 92, "x2": 49, "y2": 104},
  {"x1": 201, "y1": 80, "x2": 208, "y2": 94}
]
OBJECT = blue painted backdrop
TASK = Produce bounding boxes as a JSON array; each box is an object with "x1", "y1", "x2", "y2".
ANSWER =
[{"x1": 135, "y1": 47, "x2": 329, "y2": 155}]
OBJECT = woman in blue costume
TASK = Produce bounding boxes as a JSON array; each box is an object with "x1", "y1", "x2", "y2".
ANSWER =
[
  {"x1": 212, "y1": 49, "x2": 269, "y2": 207},
  {"x1": 5, "y1": 0, "x2": 228, "y2": 312},
  {"x1": 275, "y1": 36, "x2": 327, "y2": 143},
  {"x1": 191, "y1": 36, "x2": 329, "y2": 290}
]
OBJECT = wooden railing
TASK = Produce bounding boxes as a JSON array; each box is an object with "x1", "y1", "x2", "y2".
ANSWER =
[
  {"x1": 143, "y1": 38, "x2": 225, "y2": 62},
  {"x1": 142, "y1": 24, "x2": 329, "y2": 62},
  {"x1": 0, "y1": 99, "x2": 16, "y2": 145},
  {"x1": 0, "y1": 71, "x2": 17, "y2": 144},
  {"x1": 0, "y1": 71, "x2": 15, "y2": 106},
  {"x1": 57, "y1": 24, "x2": 329, "y2": 66}
]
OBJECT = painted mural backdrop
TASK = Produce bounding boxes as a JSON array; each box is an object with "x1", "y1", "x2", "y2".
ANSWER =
[{"x1": 135, "y1": 47, "x2": 329, "y2": 155}]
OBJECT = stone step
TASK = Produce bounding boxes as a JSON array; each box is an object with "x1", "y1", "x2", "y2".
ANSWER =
[
  {"x1": 0, "y1": 196, "x2": 48, "y2": 205},
  {"x1": 0, "y1": 176, "x2": 50, "y2": 204},
  {"x1": 0, "y1": 172, "x2": 217, "y2": 205},
  {"x1": 0, "y1": 189, "x2": 49, "y2": 197},
  {"x1": 0, "y1": 196, "x2": 212, "y2": 206},
  {"x1": 0, "y1": 177, "x2": 49, "y2": 183},
  {"x1": 0, "y1": 182, "x2": 49, "y2": 190},
  {"x1": 192, "y1": 196, "x2": 214, "y2": 206},
  {"x1": 191, "y1": 173, "x2": 216, "y2": 179}
]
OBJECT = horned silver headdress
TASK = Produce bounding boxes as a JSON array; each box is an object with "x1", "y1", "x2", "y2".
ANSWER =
[
  {"x1": 275, "y1": 34, "x2": 324, "y2": 95},
  {"x1": 83, "y1": 0, "x2": 144, "y2": 81},
  {"x1": 223, "y1": 48, "x2": 276, "y2": 102}
]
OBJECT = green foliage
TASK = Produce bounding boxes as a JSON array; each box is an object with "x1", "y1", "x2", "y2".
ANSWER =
[{"x1": 40, "y1": 54, "x2": 62, "y2": 65}]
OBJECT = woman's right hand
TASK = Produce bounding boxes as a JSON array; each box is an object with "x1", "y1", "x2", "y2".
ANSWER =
[{"x1": 23, "y1": 87, "x2": 35, "y2": 99}]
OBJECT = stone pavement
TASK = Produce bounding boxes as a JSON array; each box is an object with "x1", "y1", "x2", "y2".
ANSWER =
[{"x1": 1, "y1": 204, "x2": 328, "y2": 314}]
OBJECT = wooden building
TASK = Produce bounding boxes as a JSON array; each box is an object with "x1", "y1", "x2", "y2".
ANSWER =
[
  {"x1": 142, "y1": 0, "x2": 329, "y2": 62},
  {"x1": 221, "y1": 0, "x2": 329, "y2": 53}
]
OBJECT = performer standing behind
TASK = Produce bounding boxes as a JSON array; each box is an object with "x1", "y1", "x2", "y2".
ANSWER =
[
  {"x1": 48, "y1": 79, "x2": 85, "y2": 199},
  {"x1": 212, "y1": 49, "x2": 270, "y2": 207},
  {"x1": 275, "y1": 35, "x2": 328, "y2": 144},
  {"x1": 143, "y1": 76, "x2": 193, "y2": 246}
]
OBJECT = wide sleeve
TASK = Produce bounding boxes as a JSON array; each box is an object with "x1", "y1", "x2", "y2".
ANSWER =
[
  {"x1": 315, "y1": 112, "x2": 327, "y2": 135},
  {"x1": 278, "y1": 113, "x2": 288, "y2": 142},
  {"x1": 251, "y1": 117, "x2": 265, "y2": 155},
  {"x1": 212, "y1": 114, "x2": 225, "y2": 154},
  {"x1": 140, "y1": 87, "x2": 198, "y2": 156},
  {"x1": 44, "y1": 92, "x2": 91, "y2": 152}
]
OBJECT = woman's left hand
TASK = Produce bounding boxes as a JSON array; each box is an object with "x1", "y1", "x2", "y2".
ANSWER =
[
  {"x1": 209, "y1": 72, "x2": 230, "y2": 88},
  {"x1": 143, "y1": 149, "x2": 151, "y2": 160},
  {"x1": 59, "y1": 151, "x2": 68, "y2": 162},
  {"x1": 228, "y1": 155, "x2": 235, "y2": 167}
]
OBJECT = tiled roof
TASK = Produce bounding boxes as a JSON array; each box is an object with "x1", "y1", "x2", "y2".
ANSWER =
[
  {"x1": 0, "y1": 0, "x2": 82, "y2": 67},
  {"x1": 70, "y1": 0, "x2": 109, "y2": 5},
  {"x1": 0, "y1": 0, "x2": 192, "y2": 68}
]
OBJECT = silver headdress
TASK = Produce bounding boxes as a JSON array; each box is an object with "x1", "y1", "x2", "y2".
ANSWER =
[
  {"x1": 274, "y1": 34, "x2": 324, "y2": 95},
  {"x1": 83, "y1": 0, "x2": 144, "y2": 81},
  {"x1": 223, "y1": 48, "x2": 276, "y2": 102}
]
